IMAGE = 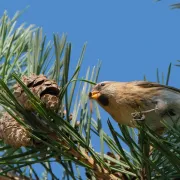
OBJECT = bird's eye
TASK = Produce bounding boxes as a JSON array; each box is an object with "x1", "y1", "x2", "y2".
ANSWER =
[{"x1": 100, "y1": 83, "x2": 105, "y2": 86}]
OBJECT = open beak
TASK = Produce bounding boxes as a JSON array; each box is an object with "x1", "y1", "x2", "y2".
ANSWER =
[{"x1": 89, "y1": 91, "x2": 101, "y2": 100}]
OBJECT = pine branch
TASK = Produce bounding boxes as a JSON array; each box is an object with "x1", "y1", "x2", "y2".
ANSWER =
[{"x1": 0, "y1": 9, "x2": 180, "y2": 180}]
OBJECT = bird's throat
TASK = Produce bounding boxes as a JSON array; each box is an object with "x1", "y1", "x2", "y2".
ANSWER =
[{"x1": 97, "y1": 94, "x2": 109, "y2": 106}]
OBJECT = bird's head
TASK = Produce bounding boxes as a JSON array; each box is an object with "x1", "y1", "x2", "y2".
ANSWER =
[
  {"x1": 89, "y1": 81, "x2": 119, "y2": 107},
  {"x1": 89, "y1": 81, "x2": 136, "y2": 126}
]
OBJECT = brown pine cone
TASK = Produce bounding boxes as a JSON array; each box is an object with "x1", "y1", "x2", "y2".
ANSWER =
[
  {"x1": 13, "y1": 74, "x2": 60, "y2": 111},
  {"x1": 0, "y1": 112, "x2": 31, "y2": 147}
]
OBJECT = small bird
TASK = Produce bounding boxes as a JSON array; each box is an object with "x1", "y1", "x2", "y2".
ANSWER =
[{"x1": 89, "y1": 81, "x2": 180, "y2": 133}]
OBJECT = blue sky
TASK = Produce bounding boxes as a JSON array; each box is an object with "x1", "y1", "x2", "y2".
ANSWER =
[
  {"x1": 2, "y1": 1, "x2": 180, "y2": 86},
  {"x1": 1, "y1": 0, "x2": 180, "y2": 179}
]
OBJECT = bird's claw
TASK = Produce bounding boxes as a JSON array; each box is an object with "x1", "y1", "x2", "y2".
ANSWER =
[
  {"x1": 131, "y1": 108, "x2": 157, "y2": 121},
  {"x1": 131, "y1": 112, "x2": 145, "y2": 121}
]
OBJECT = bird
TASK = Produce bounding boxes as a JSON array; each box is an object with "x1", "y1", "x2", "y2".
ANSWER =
[{"x1": 89, "y1": 81, "x2": 180, "y2": 134}]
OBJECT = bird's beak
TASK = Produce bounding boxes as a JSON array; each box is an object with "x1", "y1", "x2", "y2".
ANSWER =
[{"x1": 89, "y1": 91, "x2": 101, "y2": 100}]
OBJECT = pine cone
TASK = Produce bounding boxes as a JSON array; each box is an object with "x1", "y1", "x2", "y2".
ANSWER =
[
  {"x1": 0, "y1": 112, "x2": 31, "y2": 147},
  {"x1": 13, "y1": 74, "x2": 60, "y2": 111}
]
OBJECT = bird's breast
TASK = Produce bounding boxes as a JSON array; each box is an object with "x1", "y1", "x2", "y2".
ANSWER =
[{"x1": 101, "y1": 93, "x2": 164, "y2": 129}]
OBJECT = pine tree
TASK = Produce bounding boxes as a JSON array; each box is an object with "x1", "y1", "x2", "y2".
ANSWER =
[{"x1": 0, "y1": 10, "x2": 179, "y2": 180}]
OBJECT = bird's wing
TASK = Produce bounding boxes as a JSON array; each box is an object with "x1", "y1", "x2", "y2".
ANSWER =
[{"x1": 135, "y1": 81, "x2": 180, "y2": 94}]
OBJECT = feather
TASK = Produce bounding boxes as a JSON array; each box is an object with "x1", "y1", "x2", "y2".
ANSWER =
[{"x1": 135, "y1": 81, "x2": 180, "y2": 94}]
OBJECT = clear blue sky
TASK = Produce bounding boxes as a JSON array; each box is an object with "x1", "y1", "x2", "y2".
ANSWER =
[
  {"x1": 1, "y1": 0, "x2": 180, "y2": 179},
  {"x1": 2, "y1": 1, "x2": 180, "y2": 86}
]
